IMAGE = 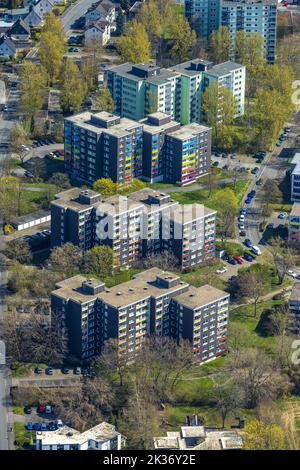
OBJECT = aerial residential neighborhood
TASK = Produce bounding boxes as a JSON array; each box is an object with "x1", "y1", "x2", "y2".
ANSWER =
[{"x1": 0, "y1": 0, "x2": 300, "y2": 458}]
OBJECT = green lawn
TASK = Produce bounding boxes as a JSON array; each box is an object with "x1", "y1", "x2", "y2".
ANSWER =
[
  {"x1": 171, "y1": 180, "x2": 251, "y2": 210},
  {"x1": 181, "y1": 261, "x2": 228, "y2": 290},
  {"x1": 19, "y1": 183, "x2": 57, "y2": 215},
  {"x1": 13, "y1": 406, "x2": 24, "y2": 415},
  {"x1": 11, "y1": 362, "x2": 48, "y2": 378},
  {"x1": 14, "y1": 422, "x2": 34, "y2": 450}
]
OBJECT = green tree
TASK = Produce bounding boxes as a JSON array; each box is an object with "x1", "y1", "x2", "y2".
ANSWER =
[
  {"x1": 235, "y1": 31, "x2": 265, "y2": 66},
  {"x1": 202, "y1": 82, "x2": 235, "y2": 148},
  {"x1": 84, "y1": 246, "x2": 114, "y2": 277},
  {"x1": 209, "y1": 27, "x2": 231, "y2": 63},
  {"x1": 137, "y1": 0, "x2": 161, "y2": 44},
  {"x1": 168, "y1": 14, "x2": 196, "y2": 63},
  {"x1": 92, "y1": 85, "x2": 114, "y2": 112},
  {"x1": 41, "y1": 11, "x2": 65, "y2": 40},
  {"x1": 0, "y1": 175, "x2": 22, "y2": 221},
  {"x1": 243, "y1": 419, "x2": 285, "y2": 450},
  {"x1": 39, "y1": 31, "x2": 64, "y2": 85},
  {"x1": 93, "y1": 178, "x2": 118, "y2": 196},
  {"x1": 60, "y1": 60, "x2": 87, "y2": 114},
  {"x1": 19, "y1": 62, "x2": 46, "y2": 131},
  {"x1": 117, "y1": 20, "x2": 151, "y2": 63},
  {"x1": 211, "y1": 188, "x2": 238, "y2": 244}
]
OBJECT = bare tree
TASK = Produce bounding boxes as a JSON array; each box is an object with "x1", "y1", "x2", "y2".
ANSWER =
[
  {"x1": 236, "y1": 269, "x2": 268, "y2": 317},
  {"x1": 269, "y1": 237, "x2": 298, "y2": 285},
  {"x1": 212, "y1": 376, "x2": 244, "y2": 428}
]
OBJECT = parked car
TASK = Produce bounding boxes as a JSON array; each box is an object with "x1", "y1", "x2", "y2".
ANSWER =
[
  {"x1": 251, "y1": 245, "x2": 261, "y2": 255},
  {"x1": 24, "y1": 405, "x2": 32, "y2": 414},
  {"x1": 244, "y1": 239, "x2": 253, "y2": 248},
  {"x1": 213, "y1": 161, "x2": 219, "y2": 167},
  {"x1": 48, "y1": 422, "x2": 57, "y2": 431},
  {"x1": 245, "y1": 198, "x2": 252, "y2": 204},
  {"x1": 74, "y1": 367, "x2": 81, "y2": 375},
  {"x1": 45, "y1": 154, "x2": 54, "y2": 160},
  {"x1": 278, "y1": 212, "x2": 287, "y2": 219},
  {"x1": 45, "y1": 405, "x2": 52, "y2": 414},
  {"x1": 41, "y1": 423, "x2": 47, "y2": 431},
  {"x1": 251, "y1": 167, "x2": 259, "y2": 175},
  {"x1": 240, "y1": 208, "x2": 247, "y2": 215},
  {"x1": 286, "y1": 269, "x2": 297, "y2": 278},
  {"x1": 56, "y1": 419, "x2": 63, "y2": 429},
  {"x1": 37, "y1": 405, "x2": 46, "y2": 413},
  {"x1": 256, "y1": 178, "x2": 263, "y2": 186},
  {"x1": 243, "y1": 253, "x2": 254, "y2": 262},
  {"x1": 239, "y1": 230, "x2": 246, "y2": 237},
  {"x1": 239, "y1": 223, "x2": 245, "y2": 230},
  {"x1": 34, "y1": 367, "x2": 43, "y2": 375},
  {"x1": 248, "y1": 190, "x2": 256, "y2": 197},
  {"x1": 216, "y1": 267, "x2": 227, "y2": 274},
  {"x1": 26, "y1": 422, "x2": 33, "y2": 431},
  {"x1": 267, "y1": 223, "x2": 274, "y2": 229},
  {"x1": 45, "y1": 367, "x2": 53, "y2": 375},
  {"x1": 228, "y1": 258, "x2": 238, "y2": 265},
  {"x1": 233, "y1": 256, "x2": 245, "y2": 265},
  {"x1": 62, "y1": 367, "x2": 69, "y2": 374}
]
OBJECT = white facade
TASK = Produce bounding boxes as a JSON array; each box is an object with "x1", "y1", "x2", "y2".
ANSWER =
[
  {"x1": 84, "y1": 21, "x2": 111, "y2": 46},
  {"x1": 85, "y1": 1, "x2": 116, "y2": 28},
  {"x1": 36, "y1": 422, "x2": 123, "y2": 451},
  {"x1": 291, "y1": 153, "x2": 300, "y2": 203}
]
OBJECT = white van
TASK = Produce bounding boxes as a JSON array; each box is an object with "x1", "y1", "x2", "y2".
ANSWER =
[{"x1": 251, "y1": 245, "x2": 261, "y2": 255}]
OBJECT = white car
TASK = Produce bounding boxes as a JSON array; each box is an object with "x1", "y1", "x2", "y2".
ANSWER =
[
  {"x1": 286, "y1": 270, "x2": 297, "y2": 278},
  {"x1": 278, "y1": 212, "x2": 287, "y2": 219},
  {"x1": 251, "y1": 245, "x2": 261, "y2": 255},
  {"x1": 239, "y1": 223, "x2": 245, "y2": 230},
  {"x1": 216, "y1": 267, "x2": 227, "y2": 274},
  {"x1": 239, "y1": 214, "x2": 245, "y2": 221}
]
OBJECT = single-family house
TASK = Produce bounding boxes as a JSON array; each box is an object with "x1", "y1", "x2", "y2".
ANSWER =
[
  {"x1": 7, "y1": 19, "x2": 31, "y2": 42},
  {"x1": 0, "y1": 21, "x2": 14, "y2": 37},
  {"x1": 85, "y1": 0, "x2": 116, "y2": 29},
  {"x1": 0, "y1": 36, "x2": 17, "y2": 57},
  {"x1": 24, "y1": 8, "x2": 43, "y2": 27},
  {"x1": 4, "y1": 8, "x2": 30, "y2": 23},
  {"x1": 31, "y1": 0, "x2": 54, "y2": 18},
  {"x1": 84, "y1": 19, "x2": 111, "y2": 46}
]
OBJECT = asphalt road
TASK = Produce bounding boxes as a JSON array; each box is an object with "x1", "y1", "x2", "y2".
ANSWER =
[
  {"x1": 238, "y1": 112, "x2": 298, "y2": 248},
  {"x1": 61, "y1": 0, "x2": 97, "y2": 32}
]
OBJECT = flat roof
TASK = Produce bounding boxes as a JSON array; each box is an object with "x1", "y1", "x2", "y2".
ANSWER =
[
  {"x1": 167, "y1": 123, "x2": 211, "y2": 141},
  {"x1": 166, "y1": 204, "x2": 216, "y2": 224},
  {"x1": 14, "y1": 209, "x2": 50, "y2": 224},
  {"x1": 206, "y1": 61, "x2": 244, "y2": 77},
  {"x1": 175, "y1": 285, "x2": 229, "y2": 309},
  {"x1": 36, "y1": 422, "x2": 120, "y2": 446}
]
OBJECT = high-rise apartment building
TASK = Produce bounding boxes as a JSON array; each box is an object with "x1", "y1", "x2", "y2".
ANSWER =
[
  {"x1": 288, "y1": 203, "x2": 300, "y2": 243},
  {"x1": 107, "y1": 59, "x2": 245, "y2": 125},
  {"x1": 185, "y1": 0, "x2": 277, "y2": 64},
  {"x1": 50, "y1": 187, "x2": 216, "y2": 270},
  {"x1": 64, "y1": 111, "x2": 212, "y2": 186},
  {"x1": 51, "y1": 268, "x2": 230, "y2": 362},
  {"x1": 290, "y1": 153, "x2": 300, "y2": 203},
  {"x1": 64, "y1": 111, "x2": 143, "y2": 185}
]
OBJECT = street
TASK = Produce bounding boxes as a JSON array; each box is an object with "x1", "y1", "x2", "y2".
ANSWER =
[{"x1": 61, "y1": 0, "x2": 98, "y2": 32}]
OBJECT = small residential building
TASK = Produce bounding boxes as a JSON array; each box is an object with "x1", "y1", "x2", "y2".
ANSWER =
[
  {"x1": 288, "y1": 203, "x2": 300, "y2": 243},
  {"x1": 85, "y1": 0, "x2": 116, "y2": 28},
  {"x1": 4, "y1": 8, "x2": 30, "y2": 22},
  {"x1": 36, "y1": 422, "x2": 123, "y2": 450},
  {"x1": 0, "y1": 21, "x2": 14, "y2": 36},
  {"x1": 7, "y1": 19, "x2": 31, "y2": 42},
  {"x1": 24, "y1": 9, "x2": 42, "y2": 27},
  {"x1": 288, "y1": 282, "x2": 300, "y2": 334},
  {"x1": 290, "y1": 153, "x2": 300, "y2": 203},
  {"x1": 51, "y1": 268, "x2": 229, "y2": 361},
  {"x1": 0, "y1": 36, "x2": 16, "y2": 57},
  {"x1": 153, "y1": 425, "x2": 243, "y2": 450},
  {"x1": 50, "y1": 187, "x2": 216, "y2": 271},
  {"x1": 12, "y1": 209, "x2": 51, "y2": 231},
  {"x1": 84, "y1": 19, "x2": 111, "y2": 46}
]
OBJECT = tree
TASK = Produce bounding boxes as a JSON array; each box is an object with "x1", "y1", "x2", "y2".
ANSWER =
[
  {"x1": 209, "y1": 27, "x2": 231, "y2": 63},
  {"x1": 243, "y1": 419, "x2": 285, "y2": 450},
  {"x1": 92, "y1": 85, "x2": 114, "y2": 113},
  {"x1": 202, "y1": 82, "x2": 235, "y2": 148},
  {"x1": 0, "y1": 175, "x2": 22, "y2": 221},
  {"x1": 19, "y1": 62, "x2": 46, "y2": 132},
  {"x1": 269, "y1": 237, "x2": 298, "y2": 285},
  {"x1": 236, "y1": 266, "x2": 268, "y2": 317},
  {"x1": 10, "y1": 124, "x2": 30, "y2": 163},
  {"x1": 277, "y1": 33, "x2": 300, "y2": 78},
  {"x1": 41, "y1": 11, "x2": 65, "y2": 41},
  {"x1": 93, "y1": 178, "x2": 118, "y2": 196},
  {"x1": 168, "y1": 14, "x2": 196, "y2": 63},
  {"x1": 143, "y1": 250, "x2": 179, "y2": 271},
  {"x1": 49, "y1": 243, "x2": 83, "y2": 277},
  {"x1": 5, "y1": 239, "x2": 31, "y2": 264},
  {"x1": 204, "y1": 166, "x2": 218, "y2": 197},
  {"x1": 211, "y1": 188, "x2": 238, "y2": 244},
  {"x1": 261, "y1": 179, "x2": 282, "y2": 216},
  {"x1": 228, "y1": 348, "x2": 290, "y2": 409},
  {"x1": 84, "y1": 246, "x2": 114, "y2": 277},
  {"x1": 117, "y1": 20, "x2": 151, "y2": 63},
  {"x1": 39, "y1": 31, "x2": 64, "y2": 85},
  {"x1": 116, "y1": 7, "x2": 125, "y2": 36},
  {"x1": 60, "y1": 60, "x2": 87, "y2": 114},
  {"x1": 137, "y1": 0, "x2": 161, "y2": 45},
  {"x1": 235, "y1": 31, "x2": 265, "y2": 67},
  {"x1": 94, "y1": 338, "x2": 128, "y2": 386},
  {"x1": 48, "y1": 173, "x2": 71, "y2": 190},
  {"x1": 212, "y1": 378, "x2": 243, "y2": 428}
]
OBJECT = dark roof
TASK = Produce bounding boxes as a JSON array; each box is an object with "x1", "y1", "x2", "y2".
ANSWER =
[
  {"x1": 0, "y1": 36, "x2": 16, "y2": 52},
  {"x1": 7, "y1": 18, "x2": 31, "y2": 36}
]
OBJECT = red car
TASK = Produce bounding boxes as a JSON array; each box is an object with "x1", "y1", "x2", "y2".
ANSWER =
[
  {"x1": 233, "y1": 256, "x2": 245, "y2": 265},
  {"x1": 37, "y1": 405, "x2": 46, "y2": 413}
]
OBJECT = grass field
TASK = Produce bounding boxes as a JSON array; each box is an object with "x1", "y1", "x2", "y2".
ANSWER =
[
  {"x1": 19, "y1": 183, "x2": 57, "y2": 215},
  {"x1": 14, "y1": 422, "x2": 34, "y2": 450},
  {"x1": 181, "y1": 261, "x2": 227, "y2": 290},
  {"x1": 171, "y1": 180, "x2": 251, "y2": 209}
]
